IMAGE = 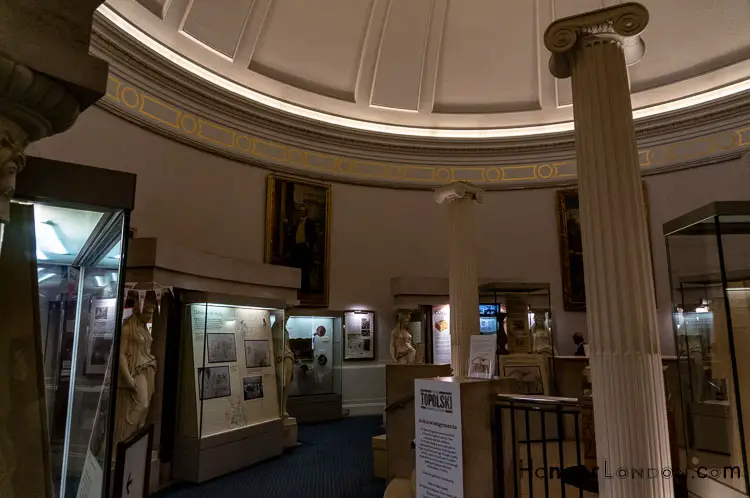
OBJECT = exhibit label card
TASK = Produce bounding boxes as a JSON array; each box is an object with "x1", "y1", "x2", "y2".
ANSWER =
[
  {"x1": 431, "y1": 305, "x2": 451, "y2": 365},
  {"x1": 75, "y1": 449, "x2": 104, "y2": 498},
  {"x1": 467, "y1": 334, "x2": 497, "y2": 380},
  {"x1": 415, "y1": 379, "x2": 463, "y2": 498}
]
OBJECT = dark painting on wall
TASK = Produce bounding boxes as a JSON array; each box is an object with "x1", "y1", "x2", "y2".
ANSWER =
[
  {"x1": 265, "y1": 175, "x2": 331, "y2": 307},
  {"x1": 557, "y1": 189, "x2": 587, "y2": 311},
  {"x1": 556, "y1": 184, "x2": 652, "y2": 312}
]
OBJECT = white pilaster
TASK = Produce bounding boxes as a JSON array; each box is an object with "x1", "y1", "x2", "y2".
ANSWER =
[
  {"x1": 545, "y1": 4, "x2": 673, "y2": 498},
  {"x1": 434, "y1": 182, "x2": 483, "y2": 378}
]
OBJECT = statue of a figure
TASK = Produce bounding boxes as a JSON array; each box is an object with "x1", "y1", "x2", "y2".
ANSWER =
[
  {"x1": 390, "y1": 311, "x2": 416, "y2": 364},
  {"x1": 271, "y1": 312, "x2": 294, "y2": 418},
  {"x1": 530, "y1": 311, "x2": 554, "y2": 355},
  {"x1": 114, "y1": 301, "x2": 157, "y2": 445}
]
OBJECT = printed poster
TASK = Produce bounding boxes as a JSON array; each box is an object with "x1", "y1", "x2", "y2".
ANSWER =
[
  {"x1": 431, "y1": 305, "x2": 451, "y2": 365},
  {"x1": 415, "y1": 378, "x2": 463, "y2": 498}
]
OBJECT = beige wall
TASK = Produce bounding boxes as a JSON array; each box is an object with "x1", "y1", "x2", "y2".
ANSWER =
[{"x1": 27, "y1": 107, "x2": 750, "y2": 405}]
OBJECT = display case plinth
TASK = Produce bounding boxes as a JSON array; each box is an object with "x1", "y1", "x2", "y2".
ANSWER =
[
  {"x1": 173, "y1": 419, "x2": 283, "y2": 483},
  {"x1": 283, "y1": 417, "x2": 298, "y2": 449},
  {"x1": 287, "y1": 393, "x2": 342, "y2": 423}
]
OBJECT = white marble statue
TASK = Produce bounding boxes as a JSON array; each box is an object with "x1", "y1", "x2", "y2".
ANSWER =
[
  {"x1": 114, "y1": 301, "x2": 157, "y2": 445},
  {"x1": 390, "y1": 311, "x2": 416, "y2": 364},
  {"x1": 272, "y1": 312, "x2": 294, "y2": 418},
  {"x1": 530, "y1": 311, "x2": 554, "y2": 355}
]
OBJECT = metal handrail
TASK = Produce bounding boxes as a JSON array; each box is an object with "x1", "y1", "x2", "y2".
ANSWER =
[
  {"x1": 384, "y1": 393, "x2": 415, "y2": 413},
  {"x1": 496, "y1": 394, "x2": 580, "y2": 409}
]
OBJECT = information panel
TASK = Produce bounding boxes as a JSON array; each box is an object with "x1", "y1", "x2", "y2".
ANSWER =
[
  {"x1": 415, "y1": 379, "x2": 463, "y2": 498},
  {"x1": 431, "y1": 305, "x2": 451, "y2": 365}
]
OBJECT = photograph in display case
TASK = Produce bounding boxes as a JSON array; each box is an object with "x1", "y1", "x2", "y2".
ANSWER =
[
  {"x1": 289, "y1": 338, "x2": 314, "y2": 360},
  {"x1": 94, "y1": 306, "x2": 108, "y2": 321},
  {"x1": 265, "y1": 175, "x2": 331, "y2": 307},
  {"x1": 344, "y1": 311, "x2": 375, "y2": 360},
  {"x1": 244, "y1": 340, "x2": 271, "y2": 368},
  {"x1": 198, "y1": 366, "x2": 232, "y2": 400},
  {"x1": 85, "y1": 335, "x2": 113, "y2": 375},
  {"x1": 243, "y1": 376, "x2": 264, "y2": 401},
  {"x1": 207, "y1": 333, "x2": 237, "y2": 363}
]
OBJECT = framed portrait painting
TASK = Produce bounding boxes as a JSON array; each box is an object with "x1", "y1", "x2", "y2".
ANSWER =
[
  {"x1": 556, "y1": 184, "x2": 652, "y2": 311},
  {"x1": 265, "y1": 175, "x2": 331, "y2": 307}
]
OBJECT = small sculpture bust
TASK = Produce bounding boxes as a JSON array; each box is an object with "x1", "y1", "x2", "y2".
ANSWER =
[
  {"x1": 390, "y1": 311, "x2": 416, "y2": 364},
  {"x1": 531, "y1": 311, "x2": 553, "y2": 355},
  {"x1": 114, "y1": 295, "x2": 157, "y2": 446}
]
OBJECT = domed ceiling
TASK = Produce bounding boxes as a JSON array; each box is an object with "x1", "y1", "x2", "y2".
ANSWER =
[{"x1": 99, "y1": 0, "x2": 750, "y2": 138}]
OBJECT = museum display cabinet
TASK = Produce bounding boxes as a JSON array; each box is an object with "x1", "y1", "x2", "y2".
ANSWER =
[
  {"x1": 124, "y1": 238, "x2": 300, "y2": 489},
  {"x1": 665, "y1": 201, "x2": 750, "y2": 495},
  {"x1": 173, "y1": 292, "x2": 286, "y2": 482},
  {"x1": 0, "y1": 157, "x2": 135, "y2": 498},
  {"x1": 285, "y1": 309, "x2": 344, "y2": 422}
]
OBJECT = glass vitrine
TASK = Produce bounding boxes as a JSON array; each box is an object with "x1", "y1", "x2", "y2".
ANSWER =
[
  {"x1": 665, "y1": 201, "x2": 750, "y2": 494},
  {"x1": 285, "y1": 313, "x2": 342, "y2": 397},
  {"x1": 178, "y1": 298, "x2": 284, "y2": 439},
  {"x1": 2, "y1": 200, "x2": 129, "y2": 498}
]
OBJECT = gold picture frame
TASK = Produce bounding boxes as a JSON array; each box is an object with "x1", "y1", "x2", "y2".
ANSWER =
[
  {"x1": 556, "y1": 183, "x2": 652, "y2": 312},
  {"x1": 265, "y1": 175, "x2": 331, "y2": 307}
]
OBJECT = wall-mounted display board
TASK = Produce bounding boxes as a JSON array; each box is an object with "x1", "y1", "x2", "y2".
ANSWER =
[{"x1": 343, "y1": 311, "x2": 375, "y2": 360}]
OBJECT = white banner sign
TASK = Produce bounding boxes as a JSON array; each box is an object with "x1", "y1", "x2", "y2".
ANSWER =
[{"x1": 415, "y1": 378, "x2": 463, "y2": 498}]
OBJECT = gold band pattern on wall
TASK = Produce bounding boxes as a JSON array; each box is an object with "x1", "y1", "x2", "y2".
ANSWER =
[{"x1": 101, "y1": 75, "x2": 750, "y2": 188}]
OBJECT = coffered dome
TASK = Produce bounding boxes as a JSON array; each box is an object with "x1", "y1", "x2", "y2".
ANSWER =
[{"x1": 99, "y1": 0, "x2": 750, "y2": 138}]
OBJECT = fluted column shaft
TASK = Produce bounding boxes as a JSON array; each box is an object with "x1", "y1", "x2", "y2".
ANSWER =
[
  {"x1": 435, "y1": 182, "x2": 482, "y2": 378},
  {"x1": 546, "y1": 4, "x2": 673, "y2": 498}
]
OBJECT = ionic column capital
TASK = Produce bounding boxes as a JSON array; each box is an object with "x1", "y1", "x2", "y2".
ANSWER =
[
  {"x1": 0, "y1": 54, "x2": 82, "y2": 142},
  {"x1": 434, "y1": 181, "x2": 484, "y2": 205},
  {"x1": 0, "y1": 53, "x2": 83, "y2": 225},
  {"x1": 544, "y1": 2, "x2": 649, "y2": 79}
]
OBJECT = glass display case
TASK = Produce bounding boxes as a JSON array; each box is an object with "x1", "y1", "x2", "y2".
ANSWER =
[
  {"x1": 174, "y1": 293, "x2": 285, "y2": 482},
  {"x1": 665, "y1": 201, "x2": 750, "y2": 494},
  {"x1": 284, "y1": 310, "x2": 343, "y2": 422},
  {"x1": 2, "y1": 157, "x2": 135, "y2": 498},
  {"x1": 428, "y1": 283, "x2": 554, "y2": 371}
]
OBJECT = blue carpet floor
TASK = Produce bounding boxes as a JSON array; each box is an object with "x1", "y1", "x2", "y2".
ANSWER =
[{"x1": 156, "y1": 416, "x2": 387, "y2": 498}]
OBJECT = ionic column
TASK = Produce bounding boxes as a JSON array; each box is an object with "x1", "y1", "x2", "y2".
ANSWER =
[
  {"x1": 0, "y1": 55, "x2": 84, "y2": 255},
  {"x1": 434, "y1": 182, "x2": 483, "y2": 378},
  {"x1": 545, "y1": 4, "x2": 673, "y2": 498}
]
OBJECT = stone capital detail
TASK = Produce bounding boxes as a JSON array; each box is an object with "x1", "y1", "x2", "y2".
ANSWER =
[
  {"x1": 544, "y1": 2, "x2": 649, "y2": 79},
  {"x1": 0, "y1": 54, "x2": 83, "y2": 225},
  {"x1": 434, "y1": 181, "x2": 484, "y2": 205}
]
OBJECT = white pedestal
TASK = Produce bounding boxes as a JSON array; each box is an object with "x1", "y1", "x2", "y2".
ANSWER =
[{"x1": 283, "y1": 417, "x2": 298, "y2": 449}]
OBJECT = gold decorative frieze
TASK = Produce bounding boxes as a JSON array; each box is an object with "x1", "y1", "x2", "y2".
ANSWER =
[{"x1": 101, "y1": 76, "x2": 750, "y2": 188}]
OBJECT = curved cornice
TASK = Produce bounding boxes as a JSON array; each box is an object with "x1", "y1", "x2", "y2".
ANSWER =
[{"x1": 89, "y1": 12, "x2": 750, "y2": 189}]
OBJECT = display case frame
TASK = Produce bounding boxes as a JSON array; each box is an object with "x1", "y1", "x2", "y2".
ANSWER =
[
  {"x1": 284, "y1": 308, "x2": 344, "y2": 422},
  {"x1": 8, "y1": 156, "x2": 136, "y2": 498},
  {"x1": 664, "y1": 201, "x2": 750, "y2": 496},
  {"x1": 173, "y1": 291, "x2": 286, "y2": 483}
]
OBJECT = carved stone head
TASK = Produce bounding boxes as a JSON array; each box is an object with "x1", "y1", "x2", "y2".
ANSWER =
[{"x1": 0, "y1": 119, "x2": 28, "y2": 223}]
